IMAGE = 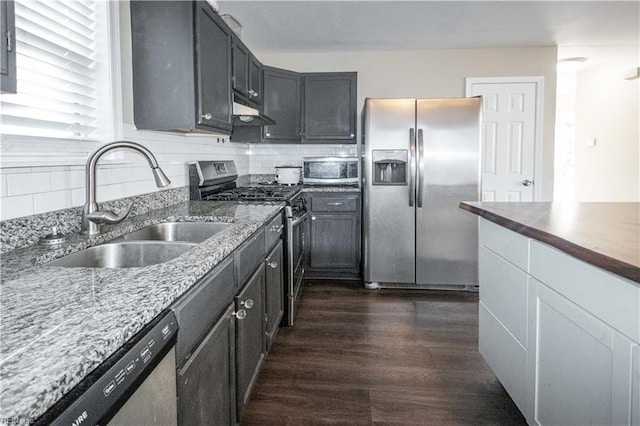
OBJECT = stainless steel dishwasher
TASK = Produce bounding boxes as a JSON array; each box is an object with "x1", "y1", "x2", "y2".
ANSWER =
[{"x1": 37, "y1": 310, "x2": 179, "y2": 426}]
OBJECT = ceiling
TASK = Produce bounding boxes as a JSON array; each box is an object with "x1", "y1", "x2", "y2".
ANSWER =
[{"x1": 216, "y1": 1, "x2": 639, "y2": 63}]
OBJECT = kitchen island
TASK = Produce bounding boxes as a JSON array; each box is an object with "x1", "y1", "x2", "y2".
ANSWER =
[
  {"x1": 459, "y1": 202, "x2": 639, "y2": 425},
  {"x1": 0, "y1": 200, "x2": 283, "y2": 422}
]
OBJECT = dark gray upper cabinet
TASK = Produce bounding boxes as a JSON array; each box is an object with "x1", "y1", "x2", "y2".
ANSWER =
[
  {"x1": 232, "y1": 37, "x2": 261, "y2": 106},
  {"x1": 249, "y1": 55, "x2": 262, "y2": 105},
  {"x1": 302, "y1": 72, "x2": 357, "y2": 144},
  {"x1": 231, "y1": 70, "x2": 357, "y2": 144},
  {"x1": 1, "y1": 0, "x2": 16, "y2": 94},
  {"x1": 261, "y1": 66, "x2": 301, "y2": 143},
  {"x1": 130, "y1": 1, "x2": 232, "y2": 134}
]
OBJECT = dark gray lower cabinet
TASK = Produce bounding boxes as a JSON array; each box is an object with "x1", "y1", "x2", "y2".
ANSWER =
[
  {"x1": 307, "y1": 193, "x2": 361, "y2": 277},
  {"x1": 177, "y1": 303, "x2": 235, "y2": 426},
  {"x1": 235, "y1": 266, "x2": 265, "y2": 418},
  {"x1": 264, "y1": 240, "x2": 284, "y2": 350}
]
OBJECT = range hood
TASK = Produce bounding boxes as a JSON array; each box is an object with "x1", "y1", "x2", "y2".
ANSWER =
[{"x1": 232, "y1": 100, "x2": 275, "y2": 126}]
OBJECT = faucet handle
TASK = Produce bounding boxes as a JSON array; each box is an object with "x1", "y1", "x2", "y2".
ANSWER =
[{"x1": 86, "y1": 202, "x2": 133, "y2": 225}]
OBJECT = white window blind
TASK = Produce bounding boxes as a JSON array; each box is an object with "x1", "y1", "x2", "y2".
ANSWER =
[{"x1": 0, "y1": 0, "x2": 105, "y2": 141}]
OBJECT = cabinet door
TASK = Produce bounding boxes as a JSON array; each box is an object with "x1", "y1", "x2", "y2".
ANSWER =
[
  {"x1": 232, "y1": 37, "x2": 249, "y2": 97},
  {"x1": 177, "y1": 303, "x2": 236, "y2": 426},
  {"x1": 235, "y1": 266, "x2": 265, "y2": 418},
  {"x1": 534, "y1": 281, "x2": 638, "y2": 426},
  {"x1": 309, "y1": 213, "x2": 359, "y2": 270},
  {"x1": 264, "y1": 241, "x2": 284, "y2": 350},
  {"x1": 262, "y1": 66, "x2": 301, "y2": 142},
  {"x1": 248, "y1": 55, "x2": 262, "y2": 105},
  {"x1": 196, "y1": 4, "x2": 232, "y2": 132},
  {"x1": 1, "y1": 0, "x2": 16, "y2": 94},
  {"x1": 302, "y1": 72, "x2": 357, "y2": 144}
]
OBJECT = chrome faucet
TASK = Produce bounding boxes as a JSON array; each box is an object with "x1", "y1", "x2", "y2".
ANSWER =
[{"x1": 82, "y1": 141, "x2": 171, "y2": 235}]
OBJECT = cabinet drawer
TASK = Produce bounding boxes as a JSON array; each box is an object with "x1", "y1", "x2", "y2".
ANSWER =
[
  {"x1": 479, "y1": 219, "x2": 529, "y2": 272},
  {"x1": 530, "y1": 240, "x2": 640, "y2": 343},
  {"x1": 479, "y1": 303, "x2": 527, "y2": 415},
  {"x1": 235, "y1": 228, "x2": 266, "y2": 285},
  {"x1": 311, "y1": 195, "x2": 359, "y2": 212},
  {"x1": 171, "y1": 256, "x2": 235, "y2": 363},
  {"x1": 479, "y1": 247, "x2": 529, "y2": 346},
  {"x1": 264, "y1": 212, "x2": 284, "y2": 252}
]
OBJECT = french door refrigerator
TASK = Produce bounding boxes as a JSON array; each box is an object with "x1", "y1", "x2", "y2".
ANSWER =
[{"x1": 362, "y1": 98, "x2": 481, "y2": 289}]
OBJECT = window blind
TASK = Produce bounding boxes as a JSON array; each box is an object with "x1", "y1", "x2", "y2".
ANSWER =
[{"x1": 0, "y1": 0, "x2": 101, "y2": 141}]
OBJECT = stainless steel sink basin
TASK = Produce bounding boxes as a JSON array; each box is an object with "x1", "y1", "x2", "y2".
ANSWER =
[
  {"x1": 120, "y1": 222, "x2": 231, "y2": 243},
  {"x1": 47, "y1": 241, "x2": 197, "y2": 268}
]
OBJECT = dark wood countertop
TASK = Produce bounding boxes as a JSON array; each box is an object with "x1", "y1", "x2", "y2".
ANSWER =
[{"x1": 459, "y1": 202, "x2": 640, "y2": 283}]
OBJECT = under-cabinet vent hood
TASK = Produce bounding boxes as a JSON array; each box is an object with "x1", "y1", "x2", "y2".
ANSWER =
[{"x1": 232, "y1": 100, "x2": 275, "y2": 126}]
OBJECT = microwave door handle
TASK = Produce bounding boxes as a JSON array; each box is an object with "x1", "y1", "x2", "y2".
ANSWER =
[
  {"x1": 417, "y1": 129, "x2": 425, "y2": 208},
  {"x1": 409, "y1": 128, "x2": 416, "y2": 207}
]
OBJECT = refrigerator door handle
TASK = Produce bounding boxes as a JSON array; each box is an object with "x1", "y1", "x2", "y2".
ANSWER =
[
  {"x1": 409, "y1": 128, "x2": 416, "y2": 207},
  {"x1": 417, "y1": 128, "x2": 425, "y2": 208}
]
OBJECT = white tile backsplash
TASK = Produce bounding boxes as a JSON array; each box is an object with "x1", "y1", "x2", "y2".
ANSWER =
[
  {"x1": 6, "y1": 172, "x2": 52, "y2": 196},
  {"x1": 33, "y1": 190, "x2": 73, "y2": 215},
  {"x1": 0, "y1": 122, "x2": 356, "y2": 221},
  {"x1": 1, "y1": 194, "x2": 34, "y2": 220}
]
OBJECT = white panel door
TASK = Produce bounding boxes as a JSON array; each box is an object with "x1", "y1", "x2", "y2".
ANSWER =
[{"x1": 468, "y1": 81, "x2": 539, "y2": 201}]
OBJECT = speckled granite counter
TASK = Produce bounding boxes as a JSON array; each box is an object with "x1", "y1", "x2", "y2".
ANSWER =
[
  {"x1": 459, "y1": 202, "x2": 640, "y2": 283},
  {"x1": 0, "y1": 200, "x2": 283, "y2": 421}
]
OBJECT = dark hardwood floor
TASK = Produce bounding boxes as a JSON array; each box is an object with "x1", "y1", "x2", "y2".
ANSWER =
[{"x1": 241, "y1": 280, "x2": 527, "y2": 425}]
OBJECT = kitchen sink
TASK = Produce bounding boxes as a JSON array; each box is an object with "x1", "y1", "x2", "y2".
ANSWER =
[
  {"x1": 47, "y1": 241, "x2": 197, "y2": 268},
  {"x1": 120, "y1": 222, "x2": 231, "y2": 243}
]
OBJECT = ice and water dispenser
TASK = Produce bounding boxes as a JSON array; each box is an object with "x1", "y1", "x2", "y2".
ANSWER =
[{"x1": 372, "y1": 150, "x2": 408, "y2": 185}]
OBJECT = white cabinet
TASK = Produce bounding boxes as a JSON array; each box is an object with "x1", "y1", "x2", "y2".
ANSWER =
[
  {"x1": 478, "y1": 218, "x2": 640, "y2": 426},
  {"x1": 533, "y1": 281, "x2": 638, "y2": 425}
]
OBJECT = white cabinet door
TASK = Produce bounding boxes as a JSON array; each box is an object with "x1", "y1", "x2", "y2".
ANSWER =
[{"x1": 534, "y1": 281, "x2": 638, "y2": 426}]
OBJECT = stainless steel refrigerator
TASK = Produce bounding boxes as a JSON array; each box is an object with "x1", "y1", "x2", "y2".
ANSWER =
[{"x1": 362, "y1": 98, "x2": 481, "y2": 289}]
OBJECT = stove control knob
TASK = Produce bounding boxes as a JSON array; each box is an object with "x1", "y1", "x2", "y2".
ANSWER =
[{"x1": 241, "y1": 299, "x2": 254, "y2": 309}]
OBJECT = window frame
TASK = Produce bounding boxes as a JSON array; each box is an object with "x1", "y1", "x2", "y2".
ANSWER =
[{"x1": 0, "y1": 0, "x2": 121, "y2": 168}]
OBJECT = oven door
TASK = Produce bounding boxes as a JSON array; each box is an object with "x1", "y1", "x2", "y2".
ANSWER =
[{"x1": 287, "y1": 208, "x2": 308, "y2": 326}]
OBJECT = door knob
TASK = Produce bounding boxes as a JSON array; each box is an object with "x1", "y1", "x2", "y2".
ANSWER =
[
  {"x1": 233, "y1": 309, "x2": 247, "y2": 320},
  {"x1": 522, "y1": 179, "x2": 533, "y2": 186},
  {"x1": 202, "y1": 113, "x2": 212, "y2": 121},
  {"x1": 241, "y1": 299, "x2": 254, "y2": 309}
]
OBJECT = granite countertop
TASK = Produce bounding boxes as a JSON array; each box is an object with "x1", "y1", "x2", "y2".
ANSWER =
[
  {"x1": 459, "y1": 202, "x2": 640, "y2": 283},
  {"x1": 0, "y1": 200, "x2": 283, "y2": 421}
]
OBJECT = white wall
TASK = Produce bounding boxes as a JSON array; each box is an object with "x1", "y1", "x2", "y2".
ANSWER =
[
  {"x1": 254, "y1": 47, "x2": 558, "y2": 200},
  {"x1": 574, "y1": 52, "x2": 639, "y2": 201}
]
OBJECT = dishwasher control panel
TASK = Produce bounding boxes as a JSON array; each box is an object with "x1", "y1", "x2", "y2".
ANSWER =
[{"x1": 39, "y1": 311, "x2": 178, "y2": 426}]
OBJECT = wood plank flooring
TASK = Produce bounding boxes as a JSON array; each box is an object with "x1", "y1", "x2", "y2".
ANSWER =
[{"x1": 241, "y1": 280, "x2": 526, "y2": 425}]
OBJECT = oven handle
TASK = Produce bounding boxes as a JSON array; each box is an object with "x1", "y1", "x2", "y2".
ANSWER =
[{"x1": 291, "y1": 211, "x2": 309, "y2": 227}]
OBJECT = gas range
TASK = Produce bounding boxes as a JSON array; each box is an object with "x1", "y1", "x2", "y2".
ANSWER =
[
  {"x1": 188, "y1": 160, "x2": 302, "y2": 203},
  {"x1": 200, "y1": 185, "x2": 302, "y2": 202}
]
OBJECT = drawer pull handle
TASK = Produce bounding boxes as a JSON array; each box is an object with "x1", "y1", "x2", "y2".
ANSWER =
[
  {"x1": 233, "y1": 309, "x2": 247, "y2": 320},
  {"x1": 241, "y1": 299, "x2": 254, "y2": 309},
  {"x1": 267, "y1": 260, "x2": 278, "y2": 269},
  {"x1": 327, "y1": 202, "x2": 343, "y2": 206}
]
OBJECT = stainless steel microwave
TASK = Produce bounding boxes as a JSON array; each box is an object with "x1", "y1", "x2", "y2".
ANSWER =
[{"x1": 303, "y1": 156, "x2": 359, "y2": 185}]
